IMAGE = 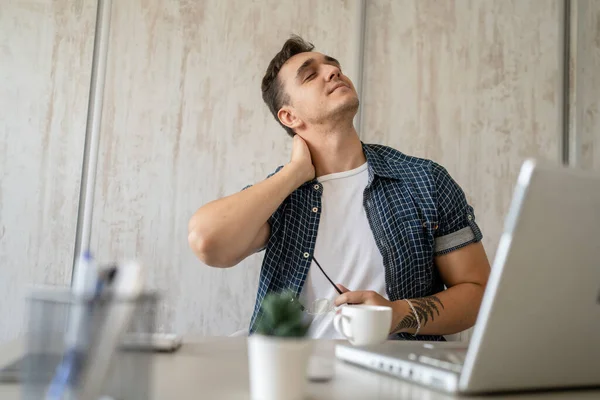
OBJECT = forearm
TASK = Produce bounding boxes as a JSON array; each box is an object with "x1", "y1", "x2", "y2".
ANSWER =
[
  {"x1": 188, "y1": 163, "x2": 304, "y2": 267},
  {"x1": 390, "y1": 282, "x2": 485, "y2": 336}
]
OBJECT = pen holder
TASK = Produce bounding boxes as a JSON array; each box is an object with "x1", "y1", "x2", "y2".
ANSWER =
[{"x1": 22, "y1": 287, "x2": 158, "y2": 400}]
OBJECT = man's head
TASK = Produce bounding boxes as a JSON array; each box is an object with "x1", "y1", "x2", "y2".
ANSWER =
[{"x1": 261, "y1": 35, "x2": 359, "y2": 137}]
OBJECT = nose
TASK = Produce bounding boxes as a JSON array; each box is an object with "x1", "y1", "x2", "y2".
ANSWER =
[{"x1": 325, "y1": 65, "x2": 341, "y2": 81}]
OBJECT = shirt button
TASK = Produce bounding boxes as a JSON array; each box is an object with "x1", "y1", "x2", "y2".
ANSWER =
[
  {"x1": 467, "y1": 214, "x2": 473, "y2": 221},
  {"x1": 312, "y1": 207, "x2": 318, "y2": 213},
  {"x1": 313, "y1": 184, "x2": 320, "y2": 190},
  {"x1": 303, "y1": 252, "x2": 310, "y2": 258},
  {"x1": 422, "y1": 222, "x2": 427, "y2": 228}
]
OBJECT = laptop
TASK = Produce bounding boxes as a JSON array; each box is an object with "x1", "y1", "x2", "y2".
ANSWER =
[{"x1": 335, "y1": 159, "x2": 600, "y2": 394}]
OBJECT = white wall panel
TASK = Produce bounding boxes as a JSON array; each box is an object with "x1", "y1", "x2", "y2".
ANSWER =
[
  {"x1": 570, "y1": 0, "x2": 600, "y2": 170},
  {"x1": 361, "y1": 0, "x2": 563, "y2": 263},
  {"x1": 0, "y1": 0, "x2": 96, "y2": 343}
]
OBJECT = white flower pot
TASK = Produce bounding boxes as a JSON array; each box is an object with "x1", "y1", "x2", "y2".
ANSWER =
[{"x1": 247, "y1": 335, "x2": 312, "y2": 400}]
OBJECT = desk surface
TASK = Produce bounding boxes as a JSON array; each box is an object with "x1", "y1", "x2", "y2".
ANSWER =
[{"x1": 1, "y1": 336, "x2": 598, "y2": 400}]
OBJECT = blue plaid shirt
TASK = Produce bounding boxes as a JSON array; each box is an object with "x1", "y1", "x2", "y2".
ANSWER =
[{"x1": 248, "y1": 143, "x2": 483, "y2": 340}]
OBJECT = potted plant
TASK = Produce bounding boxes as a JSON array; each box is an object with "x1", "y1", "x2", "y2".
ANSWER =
[{"x1": 247, "y1": 290, "x2": 312, "y2": 400}]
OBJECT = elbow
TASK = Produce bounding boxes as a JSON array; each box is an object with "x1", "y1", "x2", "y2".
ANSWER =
[
  {"x1": 468, "y1": 283, "x2": 488, "y2": 328},
  {"x1": 465, "y1": 315, "x2": 478, "y2": 331},
  {"x1": 187, "y1": 224, "x2": 236, "y2": 268}
]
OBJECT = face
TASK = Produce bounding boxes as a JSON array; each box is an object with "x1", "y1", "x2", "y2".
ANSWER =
[{"x1": 277, "y1": 52, "x2": 359, "y2": 132}]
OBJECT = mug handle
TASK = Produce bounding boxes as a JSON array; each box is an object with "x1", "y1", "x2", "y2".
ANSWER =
[{"x1": 333, "y1": 313, "x2": 353, "y2": 341}]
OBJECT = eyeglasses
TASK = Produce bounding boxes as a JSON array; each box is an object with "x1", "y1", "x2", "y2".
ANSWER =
[
  {"x1": 305, "y1": 297, "x2": 335, "y2": 315},
  {"x1": 298, "y1": 257, "x2": 344, "y2": 315},
  {"x1": 313, "y1": 257, "x2": 344, "y2": 296}
]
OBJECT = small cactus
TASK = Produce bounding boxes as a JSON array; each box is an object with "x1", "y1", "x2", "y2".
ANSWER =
[{"x1": 254, "y1": 290, "x2": 310, "y2": 338}]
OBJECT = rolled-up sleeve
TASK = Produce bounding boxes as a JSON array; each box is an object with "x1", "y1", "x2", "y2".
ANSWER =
[{"x1": 431, "y1": 163, "x2": 483, "y2": 255}]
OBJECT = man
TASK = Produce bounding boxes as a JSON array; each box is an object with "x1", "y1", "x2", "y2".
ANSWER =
[{"x1": 188, "y1": 36, "x2": 490, "y2": 340}]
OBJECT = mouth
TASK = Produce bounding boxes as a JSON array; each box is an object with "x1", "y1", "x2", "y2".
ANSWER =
[{"x1": 328, "y1": 82, "x2": 349, "y2": 95}]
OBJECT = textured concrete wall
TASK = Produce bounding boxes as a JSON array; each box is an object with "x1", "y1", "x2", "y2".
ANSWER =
[
  {"x1": 570, "y1": 0, "x2": 600, "y2": 170},
  {"x1": 361, "y1": 0, "x2": 563, "y2": 263},
  {"x1": 0, "y1": 0, "x2": 96, "y2": 343},
  {"x1": 361, "y1": 1, "x2": 565, "y2": 341}
]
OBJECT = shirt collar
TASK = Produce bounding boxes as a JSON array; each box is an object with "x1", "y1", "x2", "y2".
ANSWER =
[
  {"x1": 362, "y1": 143, "x2": 403, "y2": 181},
  {"x1": 299, "y1": 142, "x2": 402, "y2": 188}
]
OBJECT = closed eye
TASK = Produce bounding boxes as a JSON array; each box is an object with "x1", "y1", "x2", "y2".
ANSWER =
[{"x1": 304, "y1": 73, "x2": 316, "y2": 82}]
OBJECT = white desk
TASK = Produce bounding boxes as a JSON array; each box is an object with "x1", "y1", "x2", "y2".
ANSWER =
[{"x1": 1, "y1": 336, "x2": 598, "y2": 399}]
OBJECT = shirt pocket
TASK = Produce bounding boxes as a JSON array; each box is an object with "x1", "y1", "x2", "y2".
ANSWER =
[{"x1": 401, "y1": 218, "x2": 435, "y2": 293}]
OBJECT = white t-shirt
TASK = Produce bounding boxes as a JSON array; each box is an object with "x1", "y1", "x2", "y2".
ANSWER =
[{"x1": 299, "y1": 162, "x2": 388, "y2": 339}]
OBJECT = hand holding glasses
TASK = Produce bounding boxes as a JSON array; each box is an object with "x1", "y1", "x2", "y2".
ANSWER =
[{"x1": 303, "y1": 257, "x2": 353, "y2": 315}]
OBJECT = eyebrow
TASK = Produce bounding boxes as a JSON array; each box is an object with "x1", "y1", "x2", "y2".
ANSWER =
[
  {"x1": 324, "y1": 55, "x2": 341, "y2": 67},
  {"x1": 296, "y1": 58, "x2": 315, "y2": 80},
  {"x1": 295, "y1": 55, "x2": 342, "y2": 81}
]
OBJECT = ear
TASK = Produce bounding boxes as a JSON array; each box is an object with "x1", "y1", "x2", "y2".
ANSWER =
[{"x1": 277, "y1": 106, "x2": 303, "y2": 131}]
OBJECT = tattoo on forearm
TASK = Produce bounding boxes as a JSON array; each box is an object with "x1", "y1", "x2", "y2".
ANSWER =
[{"x1": 393, "y1": 296, "x2": 445, "y2": 333}]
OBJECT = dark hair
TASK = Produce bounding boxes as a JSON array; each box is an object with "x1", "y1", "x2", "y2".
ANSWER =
[{"x1": 261, "y1": 35, "x2": 314, "y2": 137}]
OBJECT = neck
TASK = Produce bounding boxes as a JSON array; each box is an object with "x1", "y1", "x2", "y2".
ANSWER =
[{"x1": 300, "y1": 119, "x2": 366, "y2": 177}]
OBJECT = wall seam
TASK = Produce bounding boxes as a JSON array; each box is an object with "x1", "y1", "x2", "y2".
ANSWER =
[{"x1": 71, "y1": 0, "x2": 112, "y2": 279}]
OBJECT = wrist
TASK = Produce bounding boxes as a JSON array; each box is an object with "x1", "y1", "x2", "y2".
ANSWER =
[
  {"x1": 390, "y1": 300, "x2": 411, "y2": 334},
  {"x1": 284, "y1": 162, "x2": 313, "y2": 188}
]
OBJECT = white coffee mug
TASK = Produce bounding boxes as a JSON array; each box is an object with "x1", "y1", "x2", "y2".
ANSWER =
[{"x1": 333, "y1": 305, "x2": 392, "y2": 346}]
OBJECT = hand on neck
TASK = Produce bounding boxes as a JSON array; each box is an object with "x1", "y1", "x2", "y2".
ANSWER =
[{"x1": 297, "y1": 118, "x2": 367, "y2": 178}]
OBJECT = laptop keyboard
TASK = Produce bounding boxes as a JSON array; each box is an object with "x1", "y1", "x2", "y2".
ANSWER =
[{"x1": 414, "y1": 350, "x2": 467, "y2": 373}]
